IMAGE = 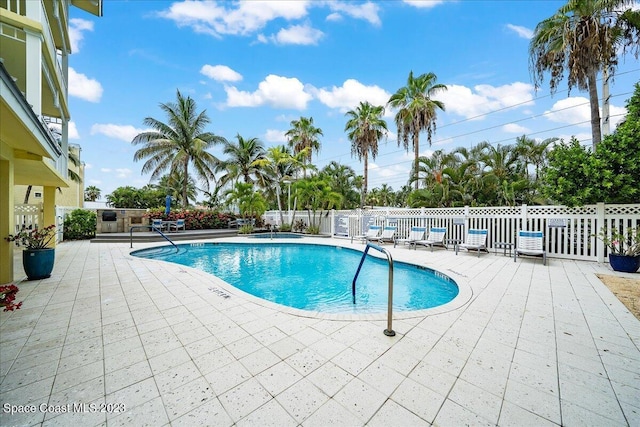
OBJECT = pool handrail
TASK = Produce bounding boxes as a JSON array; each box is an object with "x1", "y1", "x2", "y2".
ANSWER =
[
  {"x1": 352, "y1": 242, "x2": 395, "y2": 337},
  {"x1": 129, "y1": 225, "x2": 179, "y2": 253}
]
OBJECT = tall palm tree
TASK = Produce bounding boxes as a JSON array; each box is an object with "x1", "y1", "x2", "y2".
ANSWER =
[
  {"x1": 285, "y1": 116, "x2": 323, "y2": 177},
  {"x1": 344, "y1": 101, "x2": 388, "y2": 207},
  {"x1": 157, "y1": 171, "x2": 197, "y2": 207},
  {"x1": 132, "y1": 90, "x2": 226, "y2": 208},
  {"x1": 252, "y1": 145, "x2": 307, "y2": 225},
  {"x1": 319, "y1": 161, "x2": 360, "y2": 209},
  {"x1": 529, "y1": 0, "x2": 640, "y2": 148},
  {"x1": 84, "y1": 185, "x2": 101, "y2": 202},
  {"x1": 216, "y1": 134, "x2": 266, "y2": 187},
  {"x1": 388, "y1": 71, "x2": 447, "y2": 190}
]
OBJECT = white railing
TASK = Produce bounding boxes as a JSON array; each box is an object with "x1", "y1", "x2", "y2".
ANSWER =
[
  {"x1": 265, "y1": 203, "x2": 640, "y2": 263},
  {"x1": 14, "y1": 203, "x2": 43, "y2": 233}
]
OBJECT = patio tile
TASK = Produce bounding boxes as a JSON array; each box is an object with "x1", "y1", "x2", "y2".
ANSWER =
[
  {"x1": 433, "y1": 398, "x2": 495, "y2": 426},
  {"x1": 236, "y1": 399, "x2": 297, "y2": 427},
  {"x1": 105, "y1": 360, "x2": 152, "y2": 394},
  {"x1": 447, "y1": 378, "x2": 502, "y2": 424},
  {"x1": 390, "y1": 377, "x2": 445, "y2": 423},
  {"x1": 503, "y1": 378, "x2": 561, "y2": 424},
  {"x1": 239, "y1": 347, "x2": 281, "y2": 376},
  {"x1": 107, "y1": 396, "x2": 169, "y2": 427},
  {"x1": 333, "y1": 377, "x2": 387, "y2": 422},
  {"x1": 367, "y1": 399, "x2": 430, "y2": 426},
  {"x1": 301, "y1": 398, "x2": 362, "y2": 427},
  {"x1": 205, "y1": 360, "x2": 253, "y2": 396},
  {"x1": 498, "y1": 400, "x2": 559, "y2": 426},
  {"x1": 218, "y1": 377, "x2": 272, "y2": 421},
  {"x1": 306, "y1": 361, "x2": 353, "y2": 397},
  {"x1": 154, "y1": 360, "x2": 201, "y2": 394},
  {"x1": 172, "y1": 397, "x2": 233, "y2": 427},
  {"x1": 275, "y1": 378, "x2": 329, "y2": 423},
  {"x1": 164, "y1": 376, "x2": 218, "y2": 421},
  {"x1": 285, "y1": 348, "x2": 326, "y2": 376},
  {"x1": 106, "y1": 377, "x2": 159, "y2": 411}
]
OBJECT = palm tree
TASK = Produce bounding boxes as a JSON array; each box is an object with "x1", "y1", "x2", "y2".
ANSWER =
[
  {"x1": 252, "y1": 145, "x2": 308, "y2": 225},
  {"x1": 132, "y1": 90, "x2": 226, "y2": 208},
  {"x1": 285, "y1": 116, "x2": 323, "y2": 177},
  {"x1": 157, "y1": 171, "x2": 197, "y2": 207},
  {"x1": 344, "y1": 101, "x2": 388, "y2": 206},
  {"x1": 318, "y1": 162, "x2": 360, "y2": 209},
  {"x1": 216, "y1": 134, "x2": 266, "y2": 187},
  {"x1": 529, "y1": 0, "x2": 640, "y2": 148},
  {"x1": 84, "y1": 185, "x2": 101, "y2": 202},
  {"x1": 388, "y1": 71, "x2": 447, "y2": 190}
]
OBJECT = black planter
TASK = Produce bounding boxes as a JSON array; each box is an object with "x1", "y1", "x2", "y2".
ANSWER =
[
  {"x1": 22, "y1": 248, "x2": 55, "y2": 280},
  {"x1": 608, "y1": 254, "x2": 640, "y2": 273}
]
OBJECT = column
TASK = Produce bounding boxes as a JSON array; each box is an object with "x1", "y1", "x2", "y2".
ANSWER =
[
  {"x1": 43, "y1": 186, "x2": 56, "y2": 248},
  {"x1": 0, "y1": 160, "x2": 15, "y2": 284}
]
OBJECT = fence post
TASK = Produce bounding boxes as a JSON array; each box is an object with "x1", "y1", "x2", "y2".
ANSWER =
[
  {"x1": 597, "y1": 202, "x2": 605, "y2": 263},
  {"x1": 464, "y1": 205, "x2": 470, "y2": 230},
  {"x1": 330, "y1": 209, "x2": 335, "y2": 236},
  {"x1": 521, "y1": 204, "x2": 528, "y2": 229}
]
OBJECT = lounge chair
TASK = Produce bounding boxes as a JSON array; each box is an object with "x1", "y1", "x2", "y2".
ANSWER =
[
  {"x1": 352, "y1": 225, "x2": 382, "y2": 243},
  {"x1": 394, "y1": 226, "x2": 426, "y2": 248},
  {"x1": 151, "y1": 218, "x2": 165, "y2": 231},
  {"x1": 415, "y1": 227, "x2": 448, "y2": 252},
  {"x1": 169, "y1": 219, "x2": 186, "y2": 232},
  {"x1": 514, "y1": 230, "x2": 546, "y2": 265},
  {"x1": 373, "y1": 226, "x2": 397, "y2": 245},
  {"x1": 455, "y1": 229, "x2": 488, "y2": 257}
]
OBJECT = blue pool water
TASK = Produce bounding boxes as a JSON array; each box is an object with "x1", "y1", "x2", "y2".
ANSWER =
[{"x1": 132, "y1": 243, "x2": 458, "y2": 313}]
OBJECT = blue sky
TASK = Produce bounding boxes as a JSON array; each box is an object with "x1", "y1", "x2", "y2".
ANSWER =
[{"x1": 67, "y1": 0, "x2": 640, "y2": 201}]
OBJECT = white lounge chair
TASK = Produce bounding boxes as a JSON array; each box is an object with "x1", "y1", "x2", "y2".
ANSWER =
[
  {"x1": 455, "y1": 229, "x2": 488, "y2": 257},
  {"x1": 415, "y1": 227, "x2": 448, "y2": 251},
  {"x1": 151, "y1": 218, "x2": 165, "y2": 231},
  {"x1": 514, "y1": 230, "x2": 546, "y2": 265},
  {"x1": 352, "y1": 225, "x2": 382, "y2": 243},
  {"x1": 394, "y1": 226, "x2": 426, "y2": 248},
  {"x1": 373, "y1": 226, "x2": 397, "y2": 245}
]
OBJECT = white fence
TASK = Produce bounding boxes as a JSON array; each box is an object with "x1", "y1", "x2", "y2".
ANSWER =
[
  {"x1": 14, "y1": 204, "x2": 85, "y2": 244},
  {"x1": 265, "y1": 203, "x2": 640, "y2": 263}
]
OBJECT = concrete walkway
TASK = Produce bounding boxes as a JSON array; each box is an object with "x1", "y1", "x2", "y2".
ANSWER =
[{"x1": 1, "y1": 237, "x2": 638, "y2": 426}]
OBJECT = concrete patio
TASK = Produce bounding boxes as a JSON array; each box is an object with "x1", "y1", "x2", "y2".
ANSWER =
[{"x1": 1, "y1": 237, "x2": 638, "y2": 426}]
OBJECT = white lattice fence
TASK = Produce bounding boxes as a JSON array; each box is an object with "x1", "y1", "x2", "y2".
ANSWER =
[
  {"x1": 265, "y1": 203, "x2": 640, "y2": 262},
  {"x1": 14, "y1": 204, "x2": 42, "y2": 233}
]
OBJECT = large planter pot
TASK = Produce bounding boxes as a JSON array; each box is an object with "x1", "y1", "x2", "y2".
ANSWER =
[
  {"x1": 22, "y1": 248, "x2": 55, "y2": 280},
  {"x1": 608, "y1": 253, "x2": 640, "y2": 273}
]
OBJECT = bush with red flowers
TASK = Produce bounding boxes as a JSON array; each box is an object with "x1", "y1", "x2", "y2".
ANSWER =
[
  {"x1": 144, "y1": 209, "x2": 236, "y2": 230},
  {"x1": 0, "y1": 284, "x2": 22, "y2": 312}
]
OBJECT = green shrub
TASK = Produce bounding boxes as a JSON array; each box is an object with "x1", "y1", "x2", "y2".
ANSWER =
[
  {"x1": 63, "y1": 209, "x2": 97, "y2": 240},
  {"x1": 238, "y1": 225, "x2": 254, "y2": 234},
  {"x1": 306, "y1": 225, "x2": 321, "y2": 235},
  {"x1": 144, "y1": 208, "x2": 234, "y2": 230},
  {"x1": 293, "y1": 219, "x2": 306, "y2": 233},
  {"x1": 279, "y1": 223, "x2": 292, "y2": 232}
]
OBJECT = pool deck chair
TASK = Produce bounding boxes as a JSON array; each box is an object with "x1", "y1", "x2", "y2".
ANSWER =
[
  {"x1": 352, "y1": 225, "x2": 382, "y2": 243},
  {"x1": 514, "y1": 230, "x2": 546, "y2": 265},
  {"x1": 455, "y1": 229, "x2": 488, "y2": 257},
  {"x1": 151, "y1": 218, "x2": 165, "y2": 231},
  {"x1": 415, "y1": 227, "x2": 448, "y2": 252},
  {"x1": 169, "y1": 219, "x2": 186, "y2": 232},
  {"x1": 394, "y1": 227, "x2": 426, "y2": 248},
  {"x1": 373, "y1": 226, "x2": 397, "y2": 245}
]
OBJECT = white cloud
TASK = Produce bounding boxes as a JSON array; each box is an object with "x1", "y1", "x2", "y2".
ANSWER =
[
  {"x1": 402, "y1": 0, "x2": 446, "y2": 9},
  {"x1": 270, "y1": 23, "x2": 323, "y2": 45},
  {"x1": 100, "y1": 168, "x2": 111, "y2": 173},
  {"x1": 158, "y1": 0, "x2": 310, "y2": 37},
  {"x1": 264, "y1": 129, "x2": 287, "y2": 143},
  {"x1": 502, "y1": 123, "x2": 531, "y2": 134},
  {"x1": 68, "y1": 122, "x2": 80, "y2": 139},
  {"x1": 609, "y1": 105, "x2": 627, "y2": 130},
  {"x1": 200, "y1": 64, "x2": 242, "y2": 82},
  {"x1": 438, "y1": 82, "x2": 534, "y2": 119},
  {"x1": 68, "y1": 68, "x2": 103, "y2": 102},
  {"x1": 328, "y1": 2, "x2": 381, "y2": 26},
  {"x1": 326, "y1": 12, "x2": 342, "y2": 22},
  {"x1": 312, "y1": 79, "x2": 391, "y2": 113},
  {"x1": 68, "y1": 18, "x2": 94, "y2": 53},
  {"x1": 506, "y1": 24, "x2": 533, "y2": 39},
  {"x1": 84, "y1": 163, "x2": 92, "y2": 169},
  {"x1": 225, "y1": 74, "x2": 312, "y2": 110},
  {"x1": 115, "y1": 168, "x2": 132, "y2": 179},
  {"x1": 90, "y1": 124, "x2": 147, "y2": 142},
  {"x1": 544, "y1": 97, "x2": 591, "y2": 127}
]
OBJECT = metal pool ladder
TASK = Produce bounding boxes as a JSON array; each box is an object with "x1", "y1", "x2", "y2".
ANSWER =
[
  {"x1": 352, "y1": 242, "x2": 395, "y2": 336},
  {"x1": 129, "y1": 225, "x2": 179, "y2": 253}
]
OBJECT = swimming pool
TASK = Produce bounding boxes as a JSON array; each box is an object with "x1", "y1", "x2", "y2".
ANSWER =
[{"x1": 131, "y1": 243, "x2": 458, "y2": 314}]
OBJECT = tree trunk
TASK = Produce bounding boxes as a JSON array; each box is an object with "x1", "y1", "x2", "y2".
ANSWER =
[
  {"x1": 276, "y1": 186, "x2": 284, "y2": 225},
  {"x1": 362, "y1": 154, "x2": 368, "y2": 208},
  {"x1": 183, "y1": 160, "x2": 189, "y2": 208},
  {"x1": 588, "y1": 71, "x2": 602, "y2": 150},
  {"x1": 24, "y1": 185, "x2": 32, "y2": 204},
  {"x1": 413, "y1": 133, "x2": 420, "y2": 190}
]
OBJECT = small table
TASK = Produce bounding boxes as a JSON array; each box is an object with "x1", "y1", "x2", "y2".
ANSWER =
[
  {"x1": 494, "y1": 242, "x2": 514, "y2": 257},
  {"x1": 163, "y1": 221, "x2": 177, "y2": 232},
  {"x1": 445, "y1": 239, "x2": 462, "y2": 250}
]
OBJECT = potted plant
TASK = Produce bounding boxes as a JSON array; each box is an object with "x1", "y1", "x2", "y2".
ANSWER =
[
  {"x1": 6, "y1": 225, "x2": 57, "y2": 280},
  {"x1": 597, "y1": 226, "x2": 640, "y2": 273},
  {"x1": 0, "y1": 284, "x2": 22, "y2": 311}
]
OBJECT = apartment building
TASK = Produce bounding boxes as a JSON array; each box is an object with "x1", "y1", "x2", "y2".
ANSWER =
[{"x1": 1, "y1": 0, "x2": 102, "y2": 283}]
